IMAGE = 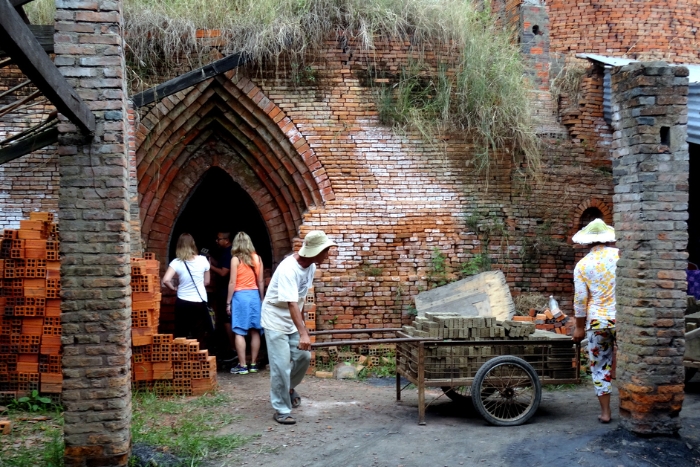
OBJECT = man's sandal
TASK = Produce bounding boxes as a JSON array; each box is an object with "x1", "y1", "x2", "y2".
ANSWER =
[
  {"x1": 273, "y1": 412, "x2": 296, "y2": 425},
  {"x1": 290, "y1": 389, "x2": 301, "y2": 408}
]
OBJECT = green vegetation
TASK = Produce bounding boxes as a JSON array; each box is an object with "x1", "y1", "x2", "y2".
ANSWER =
[
  {"x1": 0, "y1": 403, "x2": 64, "y2": 467},
  {"x1": 361, "y1": 354, "x2": 396, "y2": 379},
  {"x1": 427, "y1": 247, "x2": 449, "y2": 288},
  {"x1": 131, "y1": 391, "x2": 252, "y2": 466},
  {"x1": 25, "y1": 0, "x2": 541, "y2": 176},
  {"x1": 7, "y1": 390, "x2": 60, "y2": 414},
  {"x1": 460, "y1": 252, "x2": 491, "y2": 276}
]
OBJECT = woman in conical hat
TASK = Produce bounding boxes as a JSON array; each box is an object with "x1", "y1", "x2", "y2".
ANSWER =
[{"x1": 572, "y1": 219, "x2": 619, "y2": 423}]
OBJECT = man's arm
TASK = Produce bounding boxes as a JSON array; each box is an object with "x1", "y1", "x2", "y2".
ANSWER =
[
  {"x1": 288, "y1": 301, "x2": 311, "y2": 351},
  {"x1": 210, "y1": 259, "x2": 229, "y2": 278}
]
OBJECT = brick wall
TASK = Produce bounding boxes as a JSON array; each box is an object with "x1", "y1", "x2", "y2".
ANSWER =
[
  {"x1": 611, "y1": 61, "x2": 689, "y2": 435},
  {"x1": 0, "y1": 66, "x2": 58, "y2": 227},
  {"x1": 134, "y1": 38, "x2": 614, "y2": 332},
  {"x1": 547, "y1": 0, "x2": 700, "y2": 63},
  {"x1": 54, "y1": 0, "x2": 133, "y2": 465}
]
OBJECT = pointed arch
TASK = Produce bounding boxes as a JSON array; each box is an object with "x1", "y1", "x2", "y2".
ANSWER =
[{"x1": 135, "y1": 72, "x2": 334, "y2": 265}]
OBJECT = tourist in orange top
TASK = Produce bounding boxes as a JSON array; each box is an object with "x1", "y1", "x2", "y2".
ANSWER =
[{"x1": 226, "y1": 232, "x2": 264, "y2": 375}]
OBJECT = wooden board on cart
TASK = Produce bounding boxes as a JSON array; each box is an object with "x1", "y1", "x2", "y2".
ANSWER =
[{"x1": 414, "y1": 271, "x2": 515, "y2": 321}]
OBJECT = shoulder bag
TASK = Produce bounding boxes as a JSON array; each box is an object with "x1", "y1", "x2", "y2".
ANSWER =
[{"x1": 182, "y1": 258, "x2": 216, "y2": 331}]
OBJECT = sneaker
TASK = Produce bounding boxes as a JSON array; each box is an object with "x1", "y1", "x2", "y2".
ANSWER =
[
  {"x1": 248, "y1": 363, "x2": 258, "y2": 373},
  {"x1": 230, "y1": 364, "x2": 249, "y2": 375}
]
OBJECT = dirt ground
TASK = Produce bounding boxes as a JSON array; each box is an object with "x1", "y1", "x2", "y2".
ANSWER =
[{"x1": 205, "y1": 369, "x2": 700, "y2": 467}]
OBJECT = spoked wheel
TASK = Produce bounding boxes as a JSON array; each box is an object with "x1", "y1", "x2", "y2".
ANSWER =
[
  {"x1": 441, "y1": 386, "x2": 471, "y2": 404},
  {"x1": 472, "y1": 355, "x2": 541, "y2": 426}
]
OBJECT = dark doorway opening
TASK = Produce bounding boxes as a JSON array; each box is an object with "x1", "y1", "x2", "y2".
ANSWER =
[
  {"x1": 689, "y1": 143, "x2": 700, "y2": 265},
  {"x1": 579, "y1": 207, "x2": 603, "y2": 229},
  {"x1": 169, "y1": 167, "x2": 272, "y2": 269}
]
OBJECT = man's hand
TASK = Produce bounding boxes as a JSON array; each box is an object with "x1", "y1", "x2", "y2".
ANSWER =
[{"x1": 297, "y1": 333, "x2": 311, "y2": 351}]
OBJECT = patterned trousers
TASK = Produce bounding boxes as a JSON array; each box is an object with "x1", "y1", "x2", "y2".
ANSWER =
[{"x1": 587, "y1": 328, "x2": 616, "y2": 396}]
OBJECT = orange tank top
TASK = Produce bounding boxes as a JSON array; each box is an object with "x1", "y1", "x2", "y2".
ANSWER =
[{"x1": 234, "y1": 254, "x2": 260, "y2": 291}]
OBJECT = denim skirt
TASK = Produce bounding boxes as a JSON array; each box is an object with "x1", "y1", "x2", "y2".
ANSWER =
[{"x1": 231, "y1": 289, "x2": 262, "y2": 335}]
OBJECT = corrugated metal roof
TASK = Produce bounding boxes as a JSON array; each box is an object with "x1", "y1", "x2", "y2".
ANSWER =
[
  {"x1": 576, "y1": 53, "x2": 700, "y2": 83},
  {"x1": 689, "y1": 84, "x2": 700, "y2": 145},
  {"x1": 576, "y1": 53, "x2": 700, "y2": 144}
]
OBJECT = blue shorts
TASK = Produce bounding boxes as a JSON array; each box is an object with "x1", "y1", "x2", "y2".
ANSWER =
[{"x1": 231, "y1": 289, "x2": 262, "y2": 336}]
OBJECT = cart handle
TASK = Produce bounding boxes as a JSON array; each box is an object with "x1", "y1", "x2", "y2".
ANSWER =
[{"x1": 309, "y1": 328, "x2": 402, "y2": 336}]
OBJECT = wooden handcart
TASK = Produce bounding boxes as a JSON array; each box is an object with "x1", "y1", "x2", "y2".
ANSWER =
[{"x1": 311, "y1": 328, "x2": 580, "y2": 426}]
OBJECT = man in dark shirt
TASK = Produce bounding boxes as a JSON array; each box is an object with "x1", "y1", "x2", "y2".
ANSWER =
[{"x1": 210, "y1": 232, "x2": 234, "y2": 356}]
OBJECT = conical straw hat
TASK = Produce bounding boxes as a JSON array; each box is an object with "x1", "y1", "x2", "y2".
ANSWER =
[{"x1": 572, "y1": 218, "x2": 615, "y2": 245}]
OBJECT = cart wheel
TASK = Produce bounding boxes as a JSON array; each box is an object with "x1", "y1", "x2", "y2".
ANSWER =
[
  {"x1": 472, "y1": 355, "x2": 541, "y2": 426},
  {"x1": 441, "y1": 386, "x2": 470, "y2": 403}
]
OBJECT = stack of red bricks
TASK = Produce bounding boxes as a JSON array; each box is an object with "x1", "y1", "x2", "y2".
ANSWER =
[
  {"x1": 130, "y1": 254, "x2": 217, "y2": 396},
  {"x1": 304, "y1": 288, "x2": 317, "y2": 375},
  {"x1": 512, "y1": 306, "x2": 575, "y2": 335},
  {"x1": 0, "y1": 212, "x2": 62, "y2": 403}
]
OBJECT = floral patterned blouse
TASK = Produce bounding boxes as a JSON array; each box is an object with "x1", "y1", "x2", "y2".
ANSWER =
[{"x1": 574, "y1": 245, "x2": 619, "y2": 330}]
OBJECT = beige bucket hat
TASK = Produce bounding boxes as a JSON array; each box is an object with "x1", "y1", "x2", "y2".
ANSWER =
[
  {"x1": 572, "y1": 218, "x2": 616, "y2": 245},
  {"x1": 298, "y1": 230, "x2": 337, "y2": 258}
]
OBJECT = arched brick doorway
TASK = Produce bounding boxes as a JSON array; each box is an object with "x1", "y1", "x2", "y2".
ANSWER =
[
  {"x1": 135, "y1": 73, "x2": 334, "y2": 268},
  {"x1": 169, "y1": 167, "x2": 272, "y2": 268}
]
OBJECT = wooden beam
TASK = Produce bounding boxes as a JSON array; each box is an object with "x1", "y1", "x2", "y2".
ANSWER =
[
  {"x1": 10, "y1": 0, "x2": 38, "y2": 7},
  {"x1": 0, "y1": 25, "x2": 53, "y2": 55},
  {"x1": 132, "y1": 52, "x2": 248, "y2": 108},
  {"x1": 0, "y1": 125, "x2": 58, "y2": 165},
  {"x1": 0, "y1": 0, "x2": 95, "y2": 134}
]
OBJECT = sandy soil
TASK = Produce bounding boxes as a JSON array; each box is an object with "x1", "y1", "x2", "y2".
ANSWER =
[{"x1": 206, "y1": 369, "x2": 700, "y2": 467}]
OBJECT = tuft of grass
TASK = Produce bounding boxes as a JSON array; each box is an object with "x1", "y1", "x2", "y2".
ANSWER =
[
  {"x1": 131, "y1": 391, "x2": 251, "y2": 466},
  {"x1": 550, "y1": 56, "x2": 588, "y2": 112},
  {"x1": 25, "y1": 0, "x2": 542, "y2": 177},
  {"x1": 512, "y1": 292, "x2": 548, "y2": 316}
]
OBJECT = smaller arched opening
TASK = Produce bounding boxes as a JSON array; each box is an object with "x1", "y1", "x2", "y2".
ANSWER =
[
  {"x1": 578, "y1": 206, "x2": 604, "y2": 230},
  {"x1": 169, "y1": 167, "x2": 272, "y2": 268}
]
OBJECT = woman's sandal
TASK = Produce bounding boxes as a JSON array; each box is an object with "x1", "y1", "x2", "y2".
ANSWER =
[
  {"x1": 273, "y1": 412, "x2": 296, "y2": 425},
  {"x1": 290, "y1": 389, "x2": 301, "y2": 408},
  {"x1": 598, "y1": 415, "x2": 612, "y2": 424}
]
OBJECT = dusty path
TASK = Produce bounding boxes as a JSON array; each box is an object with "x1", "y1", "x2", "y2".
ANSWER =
[{"x1": 211, "y1": 370, "x2": 700, "y2": 467}]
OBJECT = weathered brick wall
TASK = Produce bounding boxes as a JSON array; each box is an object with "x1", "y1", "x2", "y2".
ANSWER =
[
  {"x1": 0, "y1": 66, "x2": 58, "y2": 227},
  {"x1": 54, "y1": 0, "x2": 133, "y2": 465},
  {"x1": 134, "y1": 38, "x2": 614, "y2": 332},
  {"x1": 558, "y1": 62, "x2": 614, "y2": 167},
  {"x1": 611, "y1": 61, "x2": 689, "y2": 435},
  {"x1": 547, "y1": 0, "x2": 700, "y2": 63}
]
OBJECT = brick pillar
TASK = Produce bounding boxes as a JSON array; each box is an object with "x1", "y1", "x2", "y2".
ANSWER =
[
  {"x1": 518, "y1": 1, "x2": 549, "y2": 92},
  {"x1": 54, "y1": 0, "x2": 132, "y2": 465},
  {"x1": 611, "y1": 62, "x2": 689, "y2": 435}
]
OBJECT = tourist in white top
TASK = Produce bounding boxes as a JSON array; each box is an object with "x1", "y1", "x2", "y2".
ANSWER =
[
  {"x1": 161, "y1": 233, "x2": 212, "y2": 343},
  {"x1": 263, "y1": 230, "x2": 336, "y2": 425}
]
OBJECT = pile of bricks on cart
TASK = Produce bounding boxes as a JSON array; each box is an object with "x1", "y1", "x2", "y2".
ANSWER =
[
  {"x1": 0, "y1": 212, "x2": 62, "y2": 406},
  {"x1": 130, "y1": 254, "x2": 217, "y2": 397},
  {"x1": 511, "y1": 306, "x2": 575, "y2": 335},
  {"x1": 402, "y1": 313, "x2": 539, "y2": 340}
]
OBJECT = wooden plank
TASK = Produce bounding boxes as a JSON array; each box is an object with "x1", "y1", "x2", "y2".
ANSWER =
[
  {"x1": 0, "y1": 126, "x2": 58, "y2": 165},
  {"x1": 0, "y1": 0, "x2": 95, "y2": 134},
  {"x1": 132, "y1": 52, "x2": 248, "y2": 107},
  {"x1": 11, "y1": 0, "x2": 38, "y2": 6},
  {"x1": 0, "y1": 26, "x2": 52, "y2": 55}
]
